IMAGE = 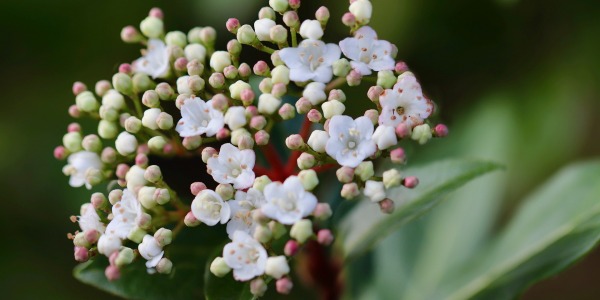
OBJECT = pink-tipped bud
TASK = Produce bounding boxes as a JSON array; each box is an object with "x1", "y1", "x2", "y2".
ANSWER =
[
  {"x1": 174, "y1": 57, "x2": 189, "y2": 72},
  {"x1": 118, "y1": 63, "x2": 132, "y2": 75},
  {"x1": 284, "y1": 240, "x2": 299, "y2": 256},
  {"x1": 120, "y1": 26, "x2": 141, "y2": 43},
  {"x1": 336, "y1": 167, "x2": 355, "y2": 183},
  {"x1": 390, "y1": 148, "x2": 406, "y2": 164},
  {"x1": 137, "y1": 144, "x2": 150, "y2": 154},
  {"x1": 278, "y1": 103, "x2": 295, "y2": 120},
  {"x1": 341, "y1": 182, "x2": 360, "y2": 200},
  {"x1": 190, "y1": 182, "x2": 207, "y2": 196},
  {"x1": 209, "y1": 73, "x2": 226, "y2": 89},
  {"x1": 285, "y1": 134, "x2": 304, "y2": 150},
  {"x1": 226, "y1": 18, "x2": 240, "y2": 33},
  {"x1": 313, "y1": 203, "x2": 332, "y2": 220},
  {"x1": 163, "y1": 143, "x2": 174, "y2": 154},
  {"x1": 289, "y1": 0, "x2": 301, "y2": 9},
  {"x1": 136, "y1": 213, "x2": 152, "y2": 229},
  {"x1": 116, "y1": 164, "x2": 130, "y2": 179},
  {"x1": 238, "y1": 135, "x2": 254, "y2": 150},
  {"x1": 105, "y1": 265, "x2": 121, "y2": 281},
  {"x1": 245, "y1": 106, "x2": 259, "y2": 117},
  {"x1": 184, "y1": 211, "x2": 201, "y2": 227},
  {"x1": 68, "y1": 104, "x2": 81, "y2": 118},
  {"x1": 84, "y1": 229, "x2": 101, "y2": 244},
  {"x1": 253, "y1": 61, "x2": 270, "y2": 76},
  {"x1": 91, "y1": 193, "x2": 107, "y2": 209},
  {"x1": 54, "y1": 146, "x2": 68, "y2": 160},
  {"x1": 395, "y1": 61, "x2": 409, "y2": 74},
  {"x1": 210, "y1": 94, "x2": 228, "y2": 112},
  {"x1": 216, "y1": 128, "x2": 231, "y2": 141},
  {"x1": 276, "y1": 277, "x2": 294, "y2": 295},
  {"x1": 317, "y1": 229, "x2": 334, "y2": 246},
  {"x1": 250, "y1": 115, "x2": 267, "y2": 130},
  {"x1": 95, "y1": 80, "x2": 111, "y2": 96},
  {"x1": 72, "y1": 81, "x2": 87, "y2": 96},
  {"x1": 240, "y1": 89, "x2": 255, "y2": 106},
  {"x1": 346, "y1": 69, "x2": 362, "y2": 86},
  {"x1": 307, "y1": 109, "x2": 322, "y2": 123},
  {"x1": 227, "y1": 39, "x2": 242, "y2": 55},
  {"x1": 135, "y1": 153, "x2": 149, "y2": 167},
  {"x1": 201, "y1": 147, "x2": 217, "y2": 163},
  {"x1": 255, "y1": 130, "x2": 270, "y2": 146},
  {"x1": 238, "y1": 63, "x2": 252, "y2": 78},
  {"x1": 342, "y1": 12, "x2": 357, "y2": 27},
  {"x1": 434, "y1": 124, "x2": 449, "y2": 137},
  {"x1": 316, "y1": 6, "x2": 330, "y2": 24},
  {"x1": 323, "y1": 119, "x2": 331, "y2": 132},
  {"x1": 364, "y1": 109, "x2": 379, "y2": 125},
  {"x1": 74, "y1": 246, "x2": 89, "y2": 262},
  {"x1": 271, "y1": 83, "x2": 287, "y2": 98},
  {"x1": 403, "y1": 176, "x2": 419, "y2": 189},
  {"x1": 295, "y1": 97, "x2": 312, "y2": 114},
  {"x1": 367, "y1": 86, "x2": 384, "y2": 102},
  {"x1": 109, "y1": 251, "x2": 119, "y2": 266},
  {"x1": 395, "y1": 123, "x2": 410, "y2": 138},
  {"x1": 379, "y1": 198, "x2": 395, "y2": 214},
  {"x1": 149, "y1": 7, "x2": 164, "y2": 19},
  {"x1": 223, "y1": 65, "x2": 239, "y2": 79}
]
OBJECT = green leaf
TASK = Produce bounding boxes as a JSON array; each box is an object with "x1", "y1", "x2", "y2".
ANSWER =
[
  {"x1": 337, "y1": 159, "x2": 502, "y2": 261},
  {"x1": 441, "y1": 160, "x2": 600, "y2": 300}
]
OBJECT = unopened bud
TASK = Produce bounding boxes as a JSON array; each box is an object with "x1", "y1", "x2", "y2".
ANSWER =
[
  {"x1": 285, "y1": 134, "x2": 304, "y2": 150},
  {"x1": 276, "y1": 277, "x2": 293, "y2": 295},
  {"x1": 377, "y1": 70, "x2": 396, "y2": 89},
  {"x1": 216, "y1": 183, "x2": 234, "y2": 200},
  {"x1": 368, "y1": 86, "x2": 384, "y2": 102},
  {"x1": 115, "y1": 247, "x2": 135, "y2": 267},
  {"x1": 183, "y1": 136, "x2": 203, "y2": 150},
  {"x1": 253, "y1": 176, "x2": 272, "y2": 192},
  {"x1": 236, "y1": 24, "x2": 256, "y2": 45},
  {"x1": 341, "y1": 182, "x2": 360, "y2": 200},
  {"x1": 226, "y1": 18, "x2": 241, "y2": 34},
  {"x1": 298, "y1": 169, "x2": 318, "y2": 190},
  {"x1": 290, "y1": 219, "x2": 313, "y2": 243},
  {"x1": 346, "y1": 69, "x2": 362, "y2": 86},
  {"x1": 156, "y1": 258, "x2": 173, "y2": 274},
  {"x1": 364, "y1": 180, "x2": 386, "y2": 202},
  {"x1": 140, "y1": 16, "x2": 164, "y2": 39},
  {"x1": 121, "y1": 25, "x2": 143, "y2": 43},
  {"x1": 295, "y1": 97, "x2": 312, "y2": 114},
  {"x1": 395, "y1": 123, "x2": 411, "y2": 138},
  {"x1": 411, "y1": 124, "x2": 432, "y2": 145},
  {"x1": 154, "y1": 228, "x2": 173, "y2": 247},
  {"x1": 255, "y1": 130, "x2": 270, "y2": 146},
  {"x1": 379, "y1": 198, "x2": 395, "y2": 214},
  {"x1": 341, "y1": 12, "x2": 356, "y2": 27},
  {"x1": 108, "y1": 189, "x2": 123, "y2": 205},
  {"x1": 148, "y1": 136, "x2": 167, "y2": 153},
  {"x1": 105, "y1": 265, "x2": 121, "y2": 281},
  {"x1": 434, "y1": 124, "x2": 449, "y2": 137},
  {"x1": 283, "y1": 11, "x2": 300, "y2": 28},
  {"x1": 284, "y1": 240, "x2": 299, "y2": 256},
  {"x1": 184, "y1": 211, "x2": 201, "y2": 227},
  {"x1": 395, "y1": 61, "x2": 409, "y2": 74},
  {"x1": 307, "y1": 109, "x2": 322, "y2": 123},
  {"x1": 317, "y1": 229, "x2": 334, "y2": 246},
  {"x1": 383, "y1": 169, "x2": 402, "y2": 189},
  {"x1": 201, "y1": 147, "x2": 217, "y2": 163},
  {"x1": 112, "y1": 73, "x2": 133, "y2": 95},
  {"x1": 210, "y1": 257, "x2": 231, "y2": 277},
  {"x1": 254, "y1": 225, "x2": 273, "y2": 243},
  {"x1": 75, "y1": 91, "x2": 99, "y2": 113},
  {"x1": 266, "y1": 256, "x2": 290, "y2": 279},
  {"x1": 223, "y1": 65, "x2": 239, "y2": 79},
  {"x1": 250, "y1": 278, "x2": 268, "y2": 297},
  {"x1": 403, "y1": 176, "x2": 419, "y2": 189}
]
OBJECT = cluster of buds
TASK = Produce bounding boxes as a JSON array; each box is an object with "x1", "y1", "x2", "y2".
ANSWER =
[{"x1": 57, "y1": 0, "x2": 448, "y2": 297}]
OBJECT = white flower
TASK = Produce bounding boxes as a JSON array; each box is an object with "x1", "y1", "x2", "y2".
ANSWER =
[
  {"x1": 207, "y1": 143, "x2": 255, "y2": 189},
  {"x1": 325, "y1": 115, "x2": 376, "y2": 168},
  {"x1": 299, "y1": 20, "x2": 323, "y2": 40},
  {"x1": 378, "y1": 72, "x2": 434, "y2": 128},
  {"x1": 105, "y1": 189, "x2": 142, "y2": 239},
  {"x1": 138, "y1": 234, "x2": 165, "y2": 268},
  {"x1": 372, "y1": 125, "x2": 397, "y2": 150},
  {"x1": 223, "y1": 231, "x2": 268, "y2": 281},
  {"x1": 176, "y1": 97, "x2": 224, "y2": 137},
  {"x1": 191, "y1": 189, "x2": 231, "y2": 226},
  {"x1": 302, "y1": 82, "x2": 326, "y2": 105},
  {"x1": 226, "y1": 189, "x2": 266, "y2": 239},
  {"x1": 177, "y1": 75, "x2": 192, "y2": 95},
  {"x1": 364, "y1": 180, "x2": 386, "y2": 202},
  {"x1": 261, "y1": 176, "x2": 317, "y2": 225},
  {"x1": 349, "y1": 0, "x2": 373, "y2": 24},
  {"x1": 115, "y1": 132, "x2": 138, "y2": 156},
  {"x1": 67, "y1": 151, "x2": 102, "y2": 189},
  {"x1": 307, "y1": 130, "x2": 329, "y2": 153},
  {"x1": 224, "y1": 106, "x2": 247, "y2": 130},
  {"x1": 279, "y1": 39, "x2": 341, "y2": 83},
  {"x1": 132, "y1": 39, "x2": 169, "y2": 79},
  {"x1": 97, "y1": 233, "x2": 122, "y2": 256},
  {"x1": 254, "y1": 19, "x2": 276, "y2": 42},
  {"x1": 78, "y1": 203, "x2": 105, "y2": 234},
  {"x1": 126, "y1": 165, "x2": 148, "y2": 193},
  {"x1": 339, "y1": 26, "x2": 395, "y2": 75}
]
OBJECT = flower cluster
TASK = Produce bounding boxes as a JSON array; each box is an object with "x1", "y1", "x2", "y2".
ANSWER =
[{"x1": 56, "y1": 0, "x2": 448, "y2": 297}]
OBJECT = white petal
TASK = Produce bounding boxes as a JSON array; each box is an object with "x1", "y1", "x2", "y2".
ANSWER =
[{"x1": 279, "y1": 47, "x2": 303, "y2": 69}]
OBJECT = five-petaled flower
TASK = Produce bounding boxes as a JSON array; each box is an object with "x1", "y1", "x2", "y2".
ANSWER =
[
  {"x1": 339, "y1": 26, "x2": 395, "y2": 75},
  {"x1": 223, "y1": 231, "x2": 268, "y2": 281},
  {"x1": 279, "y1": 39, "x2": 341, "y2": 83},
  {"x1": 378, "y1": 71, "x2": 434, "y2": 128},
  {"x1": 133, "y1": 39, "x2": 170, "y2": 79},
  {"x1": 326, "y1": 115, "x2": 377, "y2": 168},
  {"x1": 207, "y1": 143, "x2": 256, "y2": 189},
  {"x1": 262, "y1": 176, "x2": 317, "y2": 225},
  {"x1": 176, "y1": 96, "x2": 225, "y2": 137}
]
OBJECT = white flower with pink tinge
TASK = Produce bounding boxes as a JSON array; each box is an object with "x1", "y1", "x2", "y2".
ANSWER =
[
  {"x1": 105, "y1": 189, "x2": 142, "y2": 239},
  {"x1": 226, "y1": 189, "x2": 266, "y2": 239},
  {"x1": 261, "y1": 176, "x2": 317, "y2": 225},
  {"x1": 66, "y1": 151, "x2": 102, "y2": 189},
  {"x1": 326, "y1": 115, "x2": 377, "y2": 168},
  {"x1": 132, "y1": 39, "x2": 170, "y2": 79},
  {"x1": 223, "y1": 231, "x2": 268, "y2": 281},
  {"x1": 378, "y1": 71, "x2": 434, "y2": 128},
  {"x1": 339, "y1": 26, "x2": 395, "y2": 75},
  {"x1": 176, "y1": 97, "x2": 224, "y2": 137},
  {"x1": 138, "y1": 234, "x2": 165, "y2": 269},
  {"x1": 191, "y1": 189, "x2": 231, "y2": 226},
  {"x1": 207, "y1": 143, "x2": 255, "y2": 189},
  {"x1": 279, "y1": 39, "x2": 341, "y2": 83},
  {"x1": 78, "y1": 203, "x2": 105, "y2": 234}
]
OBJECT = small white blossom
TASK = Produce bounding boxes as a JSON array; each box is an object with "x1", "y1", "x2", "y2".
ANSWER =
[
  {"x1": 325, "y1": 115, "x2": 376, "y2": 168},
  {"x1": 132, "y1": 39, "x2": 170, "y2": 79},
  {"x1": 379, "y1": 72, "x2": 434, "y2": 128},
  {"x1": 302, "y1": 82, "x2": 327, "y2": 105},
  {"x1": 364, "y1": 180, "x2": 386, "y2": 202},
  {"x1": 339, "y1": 26, "x2": 394, "y2": 75},
  {"x1": 67, "y1": 151, "x2": 102, "y2": 189},
  {"x1": 299, "y1": 19, "x2": 323, "y2": 40},
  {"x1": 105, "y1": 189, "x2": 142, "y2": 239},
  {"x1": 138, "y1": 234, "x2": 165, "y2": 268},
  {"x1": 115, "y1": 131, "x2": 138, "y2": 156},
  {"x1": 372, "y1": 125, "x2": 397, "y2": 150},
  {"x1": 254, "y1": 19, "x2": 276, "y2": 42},
  {"x1": 262, "y1": 176, "x2": 317, "y2": 225},
  {"x1": 191, "y1": 189, "x2": 231, "y2": 226},
  {"x1": 226, "y1": 189, "x2": 266, "y2": 239},
  {"x1": 78, "y1": 203, "x2": 105, "y2": 234},
  {"x1": 207, "y1": 143, "x2": 256, "y2": 189},
  {"x1": 223, "y1": 231, "x2": 268, "y2": 281},
  {"x1": 279, "y1": 39, "x2": 341, "y2": 83},
  {"x1": 97, "y1": 233, "x2": 122, "y2": 257},
  {"x1": 224, "y1": 106, "x2": 247, "y2": 130},
  {"x1": 176, "y1": 97, "x2": 224, "y2": 137}
]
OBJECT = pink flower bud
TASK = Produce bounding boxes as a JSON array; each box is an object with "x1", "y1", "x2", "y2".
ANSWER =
[
  {"x1": 364, "y1": 109, "x2": 379, "y2": 124},
  {"x1": 336, "y1": 167, "x2": 355, "y2": 183},
  {"x1": 149, "y1": 7, "x2": 164, "y2": 19},
  {"x1": 240, "y1": 89, "x2": 255, "y2": 106},
  {"x1": 346, "y1": 69, "x2": 362, "y2": 86},
  {"x1": 135, "y1": 153, "x2": 148, "y2": 167},
  {"x1": 209, "y1": 73, "x2": 226, "y2": 89},
  {"x1": 403, "y1": 176, "x2": 419, "y2": 189},
  {"x1": 95, "y1": 80, "x2": 111, "y2": 97},
  {"x1": 91, "y1": 193, "x2": 107, "y2": 209},
  {"x1": 210, "y1": 94, "x2": 228, "y2": 111},
  {"x1": 184, "y1": 211, "x2": 201, "y2": 227},
  {"x1": 379, "y1": 198, "x2": 395, "y2": 214},
  {"x1": 238, "y1": 135, "x2": 254, "y2": 150},
  {"x1": 223, "y1": 65, "x2": 239, "y2": 79},
  {"x1": 313, "y1": 203, "x2": 332, "y2": 220},
  {"x1": 163, "y1": 143, "x2": 174, "y2": 154},
  {"x1": 317, "y1": 229, "x2": 334, "y2": 246},
  {"x1": 307, "y1": 109, "x2": 322, "y2": 123},
  {"x1": 84, "y1": 229, "x2": 100, "y2": 244},
  {"x1": 283, "y1": 11, "x2": 300, "y2": 28},
  {"x1": 216, "y1": 128, "x2": 231, "y2": 141},
  {"x1": 295, "y1": 97, "x2": 312, "y2": 114},
  {"x1": 395, "y1": 61, "x2": 409, "y2": 74},
  {"x1": 105, "y1": 265, "x2": 121, "y2": 281},
  {"x1": 226, "y1": 18, "x2": 240, "y2": 33},
  {"x1": 201, "y1": 147, "x2": 217, "y2": 163},
  {"x1": 68, "y1": 105, "x2": 81, "y2": 118},
  {"x1": 245, "y1": 105, "x2": 259, "y2": 117},
  {"x1": 74, "y1": 246, "x2": 89, "y2": 262},
  {"x1": 137, "y1": 144, "x2": 150, "y2": 154},
  {"x1": 316, "y1": 6, "x2": 330, "y2": 24},
  {"x1": 289, "y1": 0, "x2": 301, "y2": 9},
  {"x1": 250, "y1": 116, "x2": 267, "y2": 130},
  {"x1": 367, "y1": 86, "x2": 384, "y2": 102},
  {"x1": 255, "y1": 130, "x2": 270, "y2": 146},
  {"x1": 324, "y1": 119, "x2": 330, "y2": 132},
  {"x1": 120, "y1": 25, "x2": 141, "y2": 43},
  {"x1": 276, "y1": 277, "x2": 293, "y2": 294},
  {"x1": 341, "y1": 182, "x2": 360, "y2": 200},
  {"x1": 434, "y1": 124, "x2": 449, "y2": 137},
  {"x1": 390, "y1": 148, "x2": 406, "y2": 164},
  {"x1": 272, "y1": 83, "x2": 287, "y2": 98},
  {"x1": 342, "y1": 12, "x2": 356, "y2": 27},
  {"x1": 72, "y1": 81, "x2": 87, "y2": 96},
  {"x1": 116, "y1": 164, "x2": 129, "y2": 179},
  {"x1": 227, "y1": 39, "x2": 242, "y2": 55},
  {"x1": 54, "y1": 146, "x2": 68, "y2": 160},
  {"x1": 174, "y1": 57, "x2": 189, "y2": 72},
  {"x1": 278, "y1": 103, "x2": 295, "y2": 120},
  {"x1": 395, "y1": 123, "x2": 410, "y2": 138},
  {"x1": 190, "y1": 182, "x2": 207, "y2": 196},
  {"x1": 284, "y1": 240, "x2": 299, "y2": 256},
  {"x1": 285, "y1": 134, "x2": 304, "y2": 150},
  {"x1": 118, "y1": 63, "x2": 132, "y2": 75},
  {"x1": 109, "y1": 251, "x2": 119, "y2": 266},
  {"x1": 238, "y1": 63, "x2": 252, "y2": 78},
  {"x1": 253, "y1": 60, "x2": 270, "y2": 76}
]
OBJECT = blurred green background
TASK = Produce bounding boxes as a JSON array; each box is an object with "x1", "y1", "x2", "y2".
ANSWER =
[{"x1": 0, "y1": 0, "x2": 598, "y2": 299}]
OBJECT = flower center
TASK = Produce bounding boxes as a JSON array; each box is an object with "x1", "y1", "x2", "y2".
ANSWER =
[
  {"x1": 348, "y1": 141, "x2": 356, "y2": 148},
  {"x1": 396, "y1": 106, "x2": 405, "y2": 115}
]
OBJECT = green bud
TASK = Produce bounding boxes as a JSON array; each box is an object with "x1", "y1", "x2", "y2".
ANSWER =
[
  {"x1": 98, "y1": 120, "x2": 118, "y2": 139},
  {"x1": 377, "y1": 70, "x2": 396, "y2": 89},
  {"x1": 99, "y1": 105, "x2": 119, "y2": 121},
  {"x1": 73, "y1": 232, "x2": 90, "y2": 248},
  {"x1": 236, "y1": 25, "x2": 256, "y2": 45},
  {"x1": 155, "y1": 83, "x2": 175, "y2": 101},
  {"x1": 132, "y1": 73, "x2": 156, "y2": 93},
  {"x1": 140, "y1": 16, "x2": 164, "y2": 39},
  {"x1": 75, "y1": 91, "x2": 99, "y2": 112},
  {"x1": 115, "y1": 247, "x2": 135, "y2": 267},
  {"x1": 156, "y1": 258, "x2": 173, "y2": 274},
  {"x1": 290, "y1": 219, "x2": 313, "y2": 243},
  {"x1": 63, "y1": 132, "x2": 82, "y2": 152},
  {"x1": 139, "y1": 186, "x2": 158, "y2": 209},
  {"x1": 411, "y1": 124, "x2": 432, "y2": 145},
  {"x1": 127, "y1": 226, "x2": 146, "y2": 243},
  {"x1": 165, "y1": 31, "x2": 187, "y2": 48},
  {"x1": 271, "y1": 65, "x2": 290, "y2": 85},
  {"x1": 216, "y1": 183, "x2": 234, "y2": 200},
  {"x1": 142, "y1": 90, "x2": 160, "y2": 108},
  {"x1": 187, "y1": 27, "x2": 203, "y2": 44},
  {"x1": 229, "y1": 80, "x2": 251, "y2": 100},
  {"x1": 148, "y1": 136, "x2": 167, "y2": 152},
  {"x1": 125, "y1": 116, "x2": 142, "y2": 133},
  {"x1": 112, "y1": 73, "x2": 133, "y2": 95},
  {"x1": 270, "y1": 25, "x2": 288, "y2": 44},
  {"x1": 355, "y1": 161, "x2": 375, "y2": 181},
  {"x1": 210, "y1": 257, "x2": 231, "y2": 277},
  {"x1": 332, "y1": 58, "x2": 351, "y2": 77},
  {"x1": 383, "y1": 168, "x2": 402, "y2": 189},
  {"x1": 156, "y1": 112, "x2": 174, "y2": 130},
  {"x1": 269, "y1": 0, "x2": 289, "y2": 13},
  {"x1": 154, "y1": 228, "x2": 173, "y2": 247},
  {"x1": 253, "y1": 175, "x2": 272, "y2": 192},
  {"x1": 82, "y1": 134, "x2": 102, "y2": 152},
  {"x1": 253, "y1": 225, "x2": 273, "y2": 243},
  {"x1": 269, "y1": 221, "x2": 287, "y2": 239},
  {"x1": 298, "y1": 169, "x2": 319, "y2": 191}
]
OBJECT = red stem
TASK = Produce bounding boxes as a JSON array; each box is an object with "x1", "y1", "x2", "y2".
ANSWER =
[
  {"x1": 253, "y1": 164, "x2": 270, "y2": 177},
  {"x1": 310, "y1": 163, "x2": 337, "y2": 174},
  {"x1": 261, "y1": 143, "x2": 285, "y2": 180},
  {"x1": 286, "y1": 116, "x2": 312, "y2": 175}
]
